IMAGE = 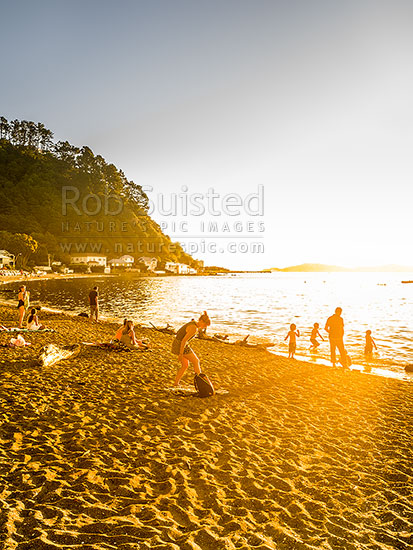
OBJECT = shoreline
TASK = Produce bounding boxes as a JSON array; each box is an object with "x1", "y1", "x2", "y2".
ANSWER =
[
  {"x1": 1, "y1": 275, "x2": 411, "y2": 382},
  {"x1": 0, "y1": 303, "x2": 411, "y2": 549}
]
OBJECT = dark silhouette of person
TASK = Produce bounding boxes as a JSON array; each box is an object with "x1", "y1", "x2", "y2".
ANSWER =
[
  {"x1": 89, "y1": 286, "x2": 99, "y2": 321},
  {"x1": 325, "y1": 307, "x2": 347, "y2": 367}
]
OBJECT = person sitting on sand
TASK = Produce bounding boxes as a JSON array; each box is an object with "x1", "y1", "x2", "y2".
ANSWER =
[
  {"x1": 285, "y1": 323, "x2": 300, "y2": 359},
  {"x1": 364, "y1": 330, "x2": 377, "y2": 358},
  {"x1": 310, "y1": 322, "x2": 324, "y2": 350},
  {"x1": 172, "y1": 312, "x2": 211, "y2": 387},
  {"x1": 17, "y1": 285, "x2": 27, "y2": 328},
  {"x1": 27, "y1": 308, "x2": 45, "y2": 330},
  {"x1": 115, "y1": 319, "x2": 127, "y2": 340},
  {"x1": 119, "y1": 320, "x2": 148, "y2": 349}
]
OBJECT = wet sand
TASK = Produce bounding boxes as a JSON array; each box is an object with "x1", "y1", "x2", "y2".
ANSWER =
[{"x1": 0, "y1": 305, "x2": 412, "y2": 549}]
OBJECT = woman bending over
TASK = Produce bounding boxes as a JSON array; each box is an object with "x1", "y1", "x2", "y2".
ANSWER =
[{"x1": 172, "y1": 312, "x2": 211, "y2": 387}]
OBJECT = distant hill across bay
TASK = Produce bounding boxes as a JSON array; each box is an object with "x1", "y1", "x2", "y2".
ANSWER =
[{"x1": 269, "y1": 263, "x2": 413, "y2": 272}]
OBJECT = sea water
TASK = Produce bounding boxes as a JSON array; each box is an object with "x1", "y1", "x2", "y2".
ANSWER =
[{"x1": 1, "y1": 272, "x2": 412, "y2": 377}]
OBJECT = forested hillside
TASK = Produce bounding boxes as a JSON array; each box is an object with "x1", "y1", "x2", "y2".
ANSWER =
[{"x1": 0, "y1": 117, "x2": 196, "y2": 268}]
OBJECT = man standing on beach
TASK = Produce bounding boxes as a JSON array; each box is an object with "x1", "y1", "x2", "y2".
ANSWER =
[
  {"x1": 89, "y1": 286, "x2": 99, "y2": 322},
  {"x1": 325, "y1": 307, "x2": 347, "y2": 367}
]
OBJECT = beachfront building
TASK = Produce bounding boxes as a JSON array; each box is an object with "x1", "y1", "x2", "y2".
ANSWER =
[
  {"x1": 108, "y1": 255, "x2": 135, "y2": 268},
  {"x1": 165, "y1": 262, "x2": 196, "y2": 275},
  {"x1": 0, "y1": 250, "x2": 15, "y2": 268},
  {"x1": 70, "y1": 254, "x2": 107, "y2": 267},
  {"x1": 138, "y1": 256, "x2": 158, "y2": 272}
]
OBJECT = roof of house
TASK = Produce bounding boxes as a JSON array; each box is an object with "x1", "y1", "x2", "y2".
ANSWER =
[
  {"x1": 138, "y1": 256, "x2": 157, "y2": 262},
  {"x1": 70, "y1": 253, "x2": 107, "y2": 257}
]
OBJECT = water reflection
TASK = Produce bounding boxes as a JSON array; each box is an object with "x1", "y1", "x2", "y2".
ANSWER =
[{"x1": 1, "y1": 272, "x2": 412, "y2": 376}]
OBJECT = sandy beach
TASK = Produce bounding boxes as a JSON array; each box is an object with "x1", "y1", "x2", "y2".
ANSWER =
[{"x1": 0, "y1": 305, "x2": 412, "y2": 550}]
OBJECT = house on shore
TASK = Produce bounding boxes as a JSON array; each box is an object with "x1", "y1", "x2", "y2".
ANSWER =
[
  {"x1": 108, "y1": 255, "x2": 134, "y2": 269},
  {"x1": 165, "y1": 262, "x2": 197, "y2": 275},
  {"x1": 70, "y1": 254, "x2": 108, "y2": 269},
  {"x1": 0, "y1": 250, "x2": 15, "y2": 268}
]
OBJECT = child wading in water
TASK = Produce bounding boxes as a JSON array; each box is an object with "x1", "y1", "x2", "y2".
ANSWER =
[
  {"x1": 172, "y1": 312, "x2": 211, "y2": 387},
  {"x1": 285, "y1": 323, "x2": 300, "y2": 359},
  {"x1": 310, "y1": 322, "x2": 324, "y2": 350},
  {"x1": 364, "y1": 330, "x2": 377, "y2": 358}
]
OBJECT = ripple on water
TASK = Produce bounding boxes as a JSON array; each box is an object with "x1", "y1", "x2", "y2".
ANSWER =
[{"x1": 1, "y1": 272, "x2": 412, "y2": 376}]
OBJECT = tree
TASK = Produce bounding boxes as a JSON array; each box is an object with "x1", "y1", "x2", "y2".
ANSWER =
[
  {"x1": 37, "y1": 123, "x2": 53, "y2": 151},
  {"x1": 27, "y1": 121, "x2": 37, "y2": 148},
  {"x1": 10, "y1": 119, "x2": 21, "y2": 145},
  {"x1": 7, "y1": 233, "x2": 38, "y2": 268},
  {"x1": 0, "y1": 117, "x2": 10, "y2": 139},
  {"x1": 0, "y1": 116, "x2": 198, "y2": 266}
]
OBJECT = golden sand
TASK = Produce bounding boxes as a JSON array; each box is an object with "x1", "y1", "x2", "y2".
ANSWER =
[{"x1": 0, "y1": 305, "x2": 411, "y2": 549}]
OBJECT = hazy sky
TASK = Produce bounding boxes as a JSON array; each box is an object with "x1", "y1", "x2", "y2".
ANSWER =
[{"x1": 1, "y1": 0, "x2": 412, "y2": 269}]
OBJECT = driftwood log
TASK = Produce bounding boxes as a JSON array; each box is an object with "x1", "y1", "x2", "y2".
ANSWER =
[
  {"x1": 38, "y1": 343, "x2": 80, "y2": 367},
  {"x1": 150, "y1": 322, "x2": 176, "y2": 335}
]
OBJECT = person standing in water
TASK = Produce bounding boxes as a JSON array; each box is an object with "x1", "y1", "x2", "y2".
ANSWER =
[
  {"x1": 172, "y1": 312, "x2": 211, "y2": 387},
  {"x1": 310, "y1": 322, "x2": 324, "y2": 350},
  {"x1": 325, "y1": 307, "x2": 347, "y2": 367},
  {"x1": 364, "y1": 330, "x2": 377, "y2": 358},
  {"x1": 89, "y1": 286, "x2": 99, "y2": 322},
  {"x1": 285, "y1": 323, "x2": 300, "y2": 359}
]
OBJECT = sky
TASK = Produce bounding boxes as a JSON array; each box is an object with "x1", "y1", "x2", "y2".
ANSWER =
[{"x1": 1, "y1": 0, "x2": 413, "y2": 269}]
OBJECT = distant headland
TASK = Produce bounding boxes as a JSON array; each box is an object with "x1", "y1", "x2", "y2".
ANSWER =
[{"x1": 268, "y1": 263, "x2": 413, "y2": 273}]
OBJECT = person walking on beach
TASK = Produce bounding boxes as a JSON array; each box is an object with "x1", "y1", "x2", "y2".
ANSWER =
[
  {"x1": 364, "y1": 330, "x2": 377, "y2": 358},
  {"x1": 89, "y1": 286, "x2": 99, "y2": 321},
  {"x1": 285, "y1": 323, "x2": 300, "y2": 359},
  {"x1": 325, "y1": 307, "x2": 347, "y2": 367},
  {"x1": 17, "y1": 285, "x2": 27, "y2": 328},
  {"x1": 310, "y1": 322, "x2": 324, "y2": 350},
  {"x1": 172, "y1": 312, "x2": 211, "y2": 387}
]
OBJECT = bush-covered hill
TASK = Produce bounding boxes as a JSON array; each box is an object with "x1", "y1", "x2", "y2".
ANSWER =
[{"x1": 0, "y1": 117, "x2": 196, "y2": 268}]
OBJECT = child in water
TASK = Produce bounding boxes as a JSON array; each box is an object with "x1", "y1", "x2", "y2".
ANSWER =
[
  {"x1": 364, "y1": 330, "x2": 377, "y2": 358},
  {"x1": 310, "y1": 322, "x2": 324, "y2": 350},
  {"x1": 285, "y1": 323, "x2": 300, "y2": 359}
]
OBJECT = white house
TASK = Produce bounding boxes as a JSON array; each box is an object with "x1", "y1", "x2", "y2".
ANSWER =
[
  {"x1": 165, "y1": 262, "x2": 196, "y2": 275},
  {"x1": 108, "y1": 255, "x2": 134, "y2": 267},
  {"x1": 0, "y1": 250, "x2": 15, "y2": 268},
  {"x1": 138, "y1": 256, "x2": 158, "y2": 271},
  {"x1": 70, "y1": 254, "x2": 107, "y2": 267}
]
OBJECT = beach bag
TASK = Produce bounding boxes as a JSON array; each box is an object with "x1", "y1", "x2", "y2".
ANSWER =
[
  {"x1": 194, "y1": 373, "x2": 215, "y2": 397},
  {"x1": 10, "y1": 334, "x2": 27, "y2": 347}
]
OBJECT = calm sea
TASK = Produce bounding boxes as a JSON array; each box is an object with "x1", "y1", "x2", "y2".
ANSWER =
[{"x1": 1, "y1": 273, "x2": 412, "y2": 377}]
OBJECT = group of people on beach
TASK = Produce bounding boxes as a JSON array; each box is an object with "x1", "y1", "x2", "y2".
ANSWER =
[
  {"x1": 86, "y1": 285, "x2": 209, "y2": 385},
  {"x1": 15, "y1": 285, "x2": 46, "y2": 330},
  {"x1": 12, "y1": 282, "x2": 378, "y2": 386},
  {"x1": 86, "y1": 285, "x2": 211, "y2": 386},
  {"x1": 285, "y1": 307, "x2": 377, "y2": 366},
  {"x1": 112, "y1": 311, "x2": 211, "y2": 387}
]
